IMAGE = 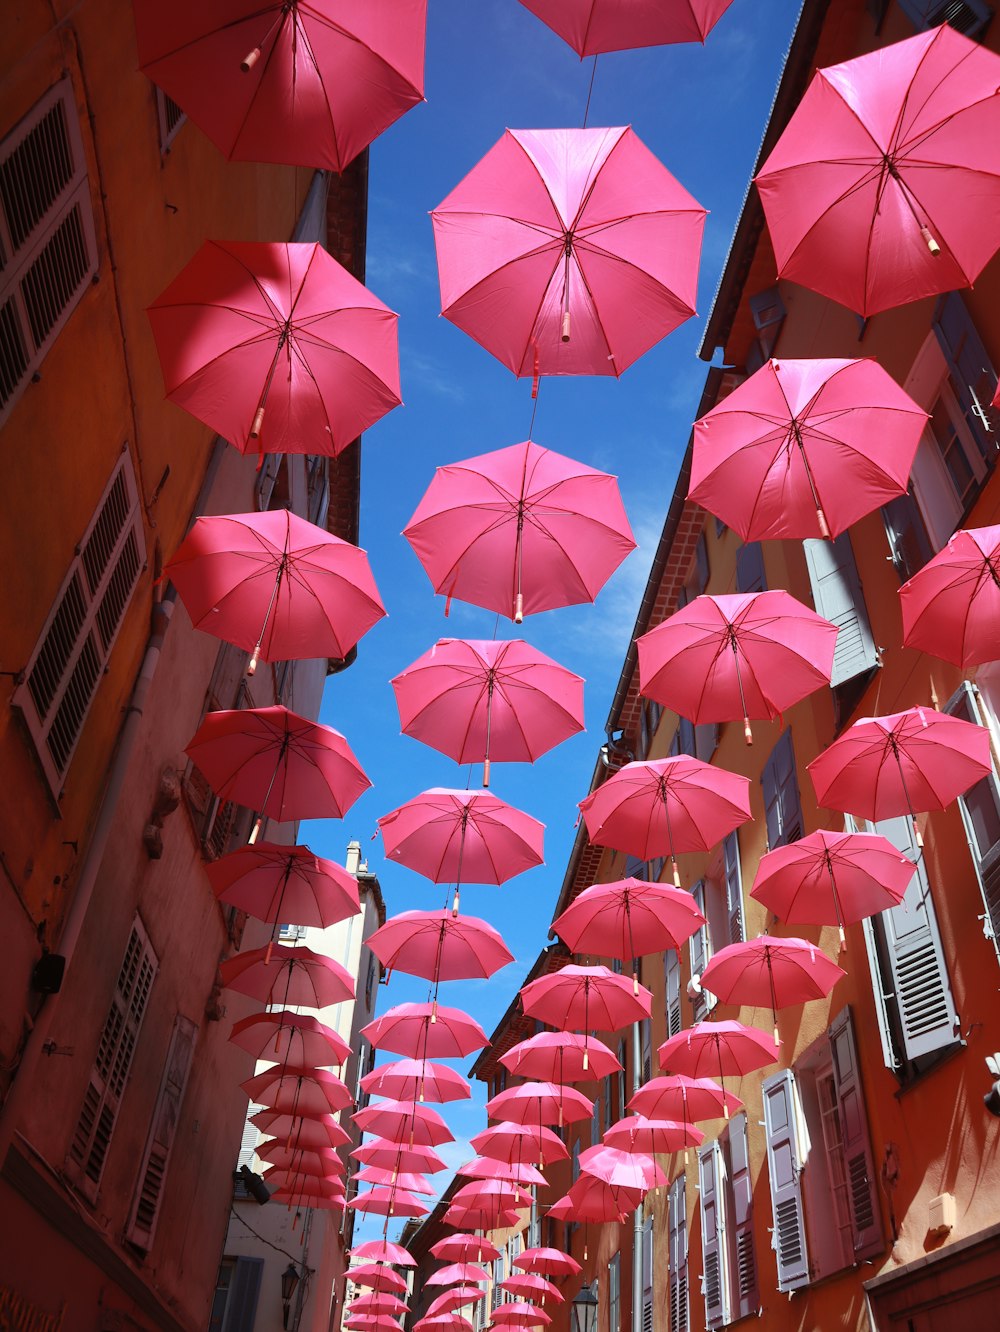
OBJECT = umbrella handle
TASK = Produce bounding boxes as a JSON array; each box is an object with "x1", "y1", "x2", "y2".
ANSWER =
[{"x1": 241, "y1": 46, "x2": 261, "y2": 72}]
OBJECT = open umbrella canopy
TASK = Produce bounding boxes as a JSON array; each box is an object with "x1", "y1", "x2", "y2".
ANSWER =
[
  {"x1": 688, "y1": 358, "x2": 928, "y2": 541},
  {"x1": 263, "y1": 1170, "x2": 345, "y2": 1202},
  {"x1": 134, "y1": 0, "x2": 427, "y2": 170},
  {"x1": 658, "y1": 1020, "x2": 781, "y2": 1088},
  {"x1": 578, "y1": 1143, "x2": 667, "y2": 1192},
  {"x1": 403, "y1": 438, "x2": 635, "y2": 623},
  {"x1": 455, "y1": 1156, "x2": 548, "y2": 1187},
  {"x1": 348, "y1": 1187, "x2": 429, "y2": 1217},
  {"x1": 807, "y1": 707, "x2": 992, "y2": 827},
  {"x1": 351, "y1": 1139, "x2": 448, "y2": 1174},
  {"x1": 353, "y1": 1098, "x2": 454, "y2": 1147},
  {"x1": 551, "y1": 879, "x2": 705, "y2": 965},
  {"x1": 228, "y1": 1009, "x2": 350, "y2": 1066},
  {"x1": 343, "y1": 1318, "x2": 403, "y2": 1332},
  {"x1": 519, "y1": 964, "x2": 652, "y2": 1034},
  {"x1": 416, "y1": 1318, "x2": 474, "y2": 1332},
  {"x1": 426, "y1": 1263, "x2": 491, "y2": 1288},
  {"x1": 148, "y1": 241, "x2": 401, "y2": 456},
  {"x1": 348, "y1": 1295, "x2": 410, "y2": 1316},
  {"x1": 362, "y1": 1002, "x2": 489, "y2": 1059},
  {"x1": 346, "y1": 1264, "x2": 409, "y2": 1293},
  {"x1": 241, "y1": 1065, "x2": 351, "y2": 1117},
  {"x1": 431, "y1": 1235, "x2": 502, "y2": 1263},
  {"x1": 360, "y1": 1057, "x2": 472, "y2": 1104},
  {"x1": 603, "y1": 1114, "x2": 704, "y2": 1154},
  {"x1": 700, "y1": 936, "x2": 846, "y2": 1012},
  {"x1": 271, "y1": 1184, "x2": 345, "y2": 1211},
  {"x1": 754, "y1": 25, "x2": 1000, "y2": 316},
  {"x1": 899, "y1": 525, "x2": 1000, "y2": 669},
  {"x1": 636, "y1": 590, "x2": 838, "y2": 741},
  {"x1": 257, "y1": 1142, "x2": 345, "y2": 1177},
  {"x1": 469, "y1": 1121, "x2": 569, "y2": 1166},
  {"x1": 164, "y1": 509, "x2": 385, "y2": 672},
  {"x1": 219, "y1": 943, "x2": 354, "y2": 1008},
  {"x1": 488, "y1": 1304, "x2": 552, "y2": 1327},
  {"x1": 367, "y1": 910, "x2": 513, "y2": 983},
  {"x1": 513, "y1": 1249, "x2": 582, "y2": 1277},
  {"x1": 486, "y1": 1081, "x2": 594, "y2": 1127},
  {"x1": 185, "y1": 705, "x2": 370, "y2": 825},
  {"x1": 516, "y1": 0, "x2": 735, "y2": 53},
  {"x1": 750, "y1": 829, "x2": 916, "y2": 943},
  {"x1": 444, "y1": 1204, "x2": 522, "y2": 1231},
  {"x1": 352, "y1": 1166, "x2": 434, "y2": 1195},
  {"x1": 432, "y1": 126, "x2": 705, "y2": 379},
  {"x1": 499, "y1": 1030, "x2": 621, "y2": 1084},
  {"x1": 452, "y1": 1179, "x2": 533, "y2": 1209},
  {"x1": 548, "y1": 1175, "x2": 641, "y2": 1224},
  {"x1": 628, "y1": 1074, "x2": 743, "y2": 1122},
  {"x1": 426, "y1": 1289, "x2": 486, "y2": 1316},
  {"x1": 251, "y1": 1108, "x2": 350, "y2": 1150},
  {"x1": 500, "y1": 1274, "x2": 564, "y2": 1305},
  {"x1": 391, "y1": 639, "x2": 584, "y2": 787},
  {"x1": 208, "y1": 841, "x2": 360, "y2": 928},
  {"x1": 578, "y1": 756, "x2": 752, "y2": 885},
  {"x1": 353, "y1": 1240, "x2": 417, "y2": 1267}
]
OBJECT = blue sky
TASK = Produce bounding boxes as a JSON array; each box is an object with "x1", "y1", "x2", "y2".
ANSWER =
[{"x1": 300, "y1": 0, "x2": 801, "y2": 1241}]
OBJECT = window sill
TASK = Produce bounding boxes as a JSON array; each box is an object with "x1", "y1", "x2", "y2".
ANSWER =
[{"x1": 892, "y1": 1037, "x2": 966, "y2": 1097}]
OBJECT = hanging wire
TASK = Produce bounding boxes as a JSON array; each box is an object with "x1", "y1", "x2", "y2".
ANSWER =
[{"x1": 582, "y1": 57, "x2": 598, "y2": 129}]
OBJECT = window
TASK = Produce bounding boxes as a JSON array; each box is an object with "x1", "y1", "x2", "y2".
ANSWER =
[
  {"x1": 698, "y1": 1116, "x2": 759, "y2": 1326},
  {"x1": 698, "y1": 1138, "x2": 730, "y2": 1328},
  {"x1": 946, "y1": 682, "x2": 1000, "y2": 963},
  {"x1": 898, "y1": 0, "x2": 993, "y2": 37},
  {"x1": 668, "y1": 1174, "x2": 689, "y2": 1332},
  {"x1": 591, "y1": 1096, "x2": 602, "y2": 1146},
  {"x1": 14, "y1": 450, "x2": 145, "y2": 799},
  {"x1": 182, "y1": 640, "x2": 255, "y2": 861},
  {"x1": 639, "y1": 695, "x2": 664, "y2": 760},
  {"x1": 155, "y1": 87, "x2": 186, "y2": 154},
  {"x1": 0, "y1": 79, "x2": 99, "y2": 424},
  {"x1": 664, "y1": 950, "x2": 682, "y2": 1041},
  {"x1": 640, "y1": 1216, "x2": 654, "y2": 1332},
  {"x1": 617, "y1": 1040, "x2": 628, "y2": 1120},
  {"x1": 748, "y1": 286, "x2": 786, "y2": 363},
  {"x1": 803, "y1": 533, "x2": 878, "y2": 689},
  {"x1": 126, "y1": 1013, "x2": 197, "y2": 1250},
  {"x1": 603, "y1": 1071, "x2": 613, "y2": 1132},
  {"x1": 608, "y1": 1254, "x2": 621, "y2": 1332},
  {"x1": 640, "y1": 1016, "x2": 652, "y2": 1083},
  {"x1": 278, "y1": 921, "x2": 308, "y2": 942},
  {"x1": 762, "y1": 1009, "x2": 882, "y2": 1292},
  {"x1": 68, "y1": 918, "x2": 157, "y2": 1197},
  {"x1": 689, "y1": 880, "x2": 716, "y2": 1022},
  {"x1": 883, "y1": 483, "x2": 934, "y2": 583},
  {"x1": 762, "y1": 730, "x2": 803, "y2": 850},
  {"x1": 858, "y1": 814, "x2": 961, "y2": 1079},
  {"x1": 735, "y1": 542, "x2": 766, "y2": 594},
  {"x1": 365, "y1": 952, "x2": 377, "y2": 1009},
  {"x1": 689, "y1": 836, "x2": 743, "y2": 1021}
]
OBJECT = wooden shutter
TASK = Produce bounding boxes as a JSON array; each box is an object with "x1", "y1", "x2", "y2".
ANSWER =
[
  {"x1": 723, "y1": 832, "x2": 745, "y2": 945},
  {"x1": 828, "y1": 1008, "x2": 883, "y2": 1261},
  {"x1": 946, "y1": 683, "x2": 1000, "y2": 965},
  {"x1": 735, "y1": 542, "x2": 766, "y2": 594},
  {"x1": 226, "y1": 1256, "x2": 264, "y2": 1331},
  {"x1": 689, "y1": 881, "x2": 714, "y2": 1021},
  {"x1": 882, "y1": 486, "x2": 935, "y2": 582},
  {"x1": 727, "y1": 1114, "x2": 758, "y2": 1319},
  {"x1": 664, "y1": 951, "x2": 682, "y2": 1040},
  {"x1": 698, "y1": 1140, "x2": 729, "y2": 1329},
  {"x1": 641, "y1": 1017, "x2": 652, "y2": 1084},
  {"x1": 608, "y1": 1254, "x2": 621, "y2": 1332},
  {"x1": 898, "y1": 0, "x2": 993, "y2": 39},
  {"x1": 68, "y1": 919, "x2": 157, "y2": 1196},
  {"x1": 762, "y1": 1070, "x2": 809, "y2": 1292},
  {"x1": 761, "y1": 731, "x2": 804, "y2": 850},
  {"x1": 933, "y1": 290, "x2": 998, "y2": 459},
  {"x1": 803, "y1": 533, "x2": 877, "y2": 687},
  {"x1": 869, "y1": 815, "x2": 959, "y2": 1063},
  {"x1": 641, "y1": 1215, "x2": 654, "y2": 1332},
  {"x1": 126, "y1": 1014, "x2": 198, "y2": 1250},
  {"x1": 749, "y1": 287, "x2": 786, "y2": 359},
  {"x1": 668, "y1": 1175, "x2": 689, "y2": 1332}
]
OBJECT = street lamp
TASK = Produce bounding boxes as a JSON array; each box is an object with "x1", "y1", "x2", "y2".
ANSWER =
[
  {"x1": 571, "y1": 1282, "x2": 599, "y2": 1332},
  {"x1": 281, "y1": 1263, "x2": 301, "y2": 1330}
]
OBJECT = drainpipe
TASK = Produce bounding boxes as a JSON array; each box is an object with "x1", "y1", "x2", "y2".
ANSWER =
[{"x1": 631, "y1": 1016, "x2": 643, "y2": 1332}]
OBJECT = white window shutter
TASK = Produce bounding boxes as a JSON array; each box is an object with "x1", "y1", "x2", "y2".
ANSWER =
[
  {"x1": 641, "y1": 1216, "x2": 654, "y2": 1332},
  {"x1": 698, "y1": 1140, "x2": 729, "y2": 1329},
  {"x1": 664, "y1": 951, "x2": 682, "y2": 1041},
  {"x1": 668, "y1": 1175, "x2": 689, "y2": 1332},
  {"x1": 762, "y1": 731, "x2": 804, "y2": 850},
  {"x1": 723, "y1": 831, "x2": 745, "y2": 945},
  {"x1": 803, "y1": 533, "x2": 877, "y2": 687},
  {"x1": 946, "y1": 682, "x2": 1000, "y2": 965},
  {"x1": 727, "y1": 1114, "x2": 759, "y2": 1319},
  {"x1": 762, "y1": 1069, "x2": 809, "y2": 1292},
  {"x1": 828, "y1": 1008, "x2": 883, "y2": 1261},
  {"x1": 689, "y1": 881, "x2": 715, "y2": 1021}
]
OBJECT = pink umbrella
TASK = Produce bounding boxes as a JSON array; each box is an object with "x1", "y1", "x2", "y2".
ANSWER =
[
  {"x1": 351, "y1": 1140, "x2": 447, "y2": 1174},
  {"x1": 578, "y1": 756, "x2": 752, "y2": 886},
  {"x1": 134, "y1": 1, "x2": 426, "y2": 171},
  {"x1": 636, "y1": 590, "x2": 838, "y2": 743},
  {"x1": 353, "y1": 1240, "x2": 417, "y2": 1267},
  {"x1": 899, "y1": 525, "x2": 1000, "y2": 668},
  {"x1": 257, "y1": 1142, "x2": 345, "y2": 1177},
  {"x1": 500, "y1": 1274, "x2": 564, "y2": 1305},
  {"x1": 251, "y1": 1108, "x2": 349, "y2": 1150},
  {"x1": 148, "y1": 241, "x2": 401, "y2": 456},
  {"x1": 348, "y1": 1295, "x2": 410, "y2": 1316},
  {"x1": 353, "y1": 1099, "x2": 454, "y2": 1148},
  {"x1": 513, "y1": 1250, "x2": 581, "y2": 1277},
  {"x1": 417, "y1": 1319, "x2": 474, "y2": 1332},
  {"x1": 264, "y1": 1169, "x2": 345, "y2": 1200},
  {"x1": 352, "y1": 1167, "x2": 434, "y2": 1195},
  {"x1": 391, "y1": 639, "x2": 584, "y2": 787},
  {"x1": 658, "y1": 1020, "x2": 780, "y2": 1115},
  {"x1": 348, "y1": 1187, "x2": 429, "y2": 1218},
  {"x1": 754, "y1": 25, "x2": 1000, "y2": 317},
  {"x1": 347, "y1": 1265, "x2": 408, "y2": 1293},
  {"x1": 499, "y1": 1031, "x2": 621, "y2": 1085},
  {"x1": 547, "y1": 1176, "x2": 640, "y2": 1224},
  {"x1": 519, "y1": 964, "x2": 652, "y2": 1063},
  {"x1": 516, "y1": 0, "x2": 735, "y2": 54},
  {"x1": 272, "y1": 1179, "x2": 346, "y2": 1209},
  {"x1": 426, "y1": 1264, "x2": 491, "y2": 1288},
  {"x1": 627, "y1": 1075, "x2": 742, "y2": 1122},
  {"x1": 362, "y1": 1002, "x2": 489, "y2": 1060},
  {"x1": 360, "y1": 1058, "x2": 471, "y2": 1104},
  {"x1": 185, "y1": 705, "x2": 370, "y2": 834},
  {"x1": 403, "y1": 438, "x2": 635, "y2": 623},
  {"x1": 469, "y1": 1121, "x2": 569, "y2": 1167},
  {"x1": 455, "y1": 1157, "x2": 548, "y2": 1187},
  {"x1": 343, "y1": 1319, "x2": 401, "y2": 1332},
  {"x1": 578, "y1": 1143, "x2": 667, "y2": 1192},
  {"x1": 366, "y1": 910, "x2": 513, "y2": 987},
  {"x1": 377, "y1": 788, "x2": 545, "y2": 913},
  {"x1": 603, "y1": 1114, "x2": 704, "y2": 1154},
  {"x1": 551, "y1": 879, "x2": 704, "y2": 988},
  {"x1": 749, "y1": 829, "x2": 916, "y2": 947},
  {"x1": 444, "y1": 1204, "x2": 521, "y2": 1231},
  {"x1": 807, "y1": 707, "x2": 992, "y2": 843},
  {"x1": 489, "y1": 1305, "x2": 552, "y2": 1328},
  {"x1": 452, "y1": 1179, "x2": 533, "y2": 1210},
  {"x1": 241, "y1": 1066, "x2": 351, "y2": 1117},
  {"x1": 426, "y1": 1295, "x2": 483, "y2": 1318},
  {"x1": 700, "y1": 937, "x2": 847, "y2": 1041},
  {"x1": 164, "y1": 509, "x2": 385, "y2": 674},
  {"x1": 432, "y1": 127, "x2": 705, "y2": 379},
  {"x1": 219, "y1": 944, "x2": 354, "y2": 1008},
  {"x1": 229, "y1": 1010, "x2": 350, "y2": 1066},
  {"x1": 208, "y1": 841, "x2": 360, "y2": 931},
  {"x1": 486, "y1": 1081, "x2": 594, "y2": 1128},
  {"x1": 431, "y1": 1235, "x2": 501, "y2": 1264},
  {"x1": 688, "y1": 358, "x2": 927, "y2": 542}
]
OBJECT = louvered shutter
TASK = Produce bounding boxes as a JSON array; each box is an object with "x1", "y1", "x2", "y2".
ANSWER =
[
  {"x1": 933, "y1": 291, "x2": 998, "y2": 459},
  {"x1": 126, "y1": 1014, "x2": 197, "y2": 1249},
  {"x1": 898, "y1": 1, "x2": 993, "y2": 39},
  {"x1": 641, "y1": 1216, "x2": 654, "y2": 1332},
  {"x1": 762, "y1": 1070, "x2": 809, "y2": 1292},
  {"x1": 727, "y1": 1114, "x2": 758, "y2": 1319},
  {"x1": 689, "y1": 881, "x2": 715, "y2": 1021},
  {"x1": 664, "y1": 952, "x2": 682, "y2": 1040},
  {"x1": 608, "y1": 1254, "x2": 621, "y2": 1332},
  {"x1": 641, "y1": 1017, "x2": 652, "y2": 1083},
  {"x1": 803, "y1": 533, "x2": 877, "y2": 687},
  {"x1": 698, "y1": 1140, "x2": 729, "y2": 1329},
  {"x1": 946, "y1": 683, "x2": 1000, "y2": 965},
  {"x1": 735, "y1": 542, "x2": 766, "y2": 594},
  {"x1": 668, "y1": 1175, "x2": 689, "y2": 1332},
  {"x1": 762, "y1": 731, "x2": 804, "y2": 850},
  {"x1": 828, "y1": 1008, "x2": 883, "y2": 1261},
  {"x1": 226, "y1": 1256, "x2": 264, "y2": 1331},
  {"x1": 869, "y1": 815, "x2": 959, "y2": 1063},
  {"x1": 723, "y1": 832, "x2": 745, "y2": 945}
]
